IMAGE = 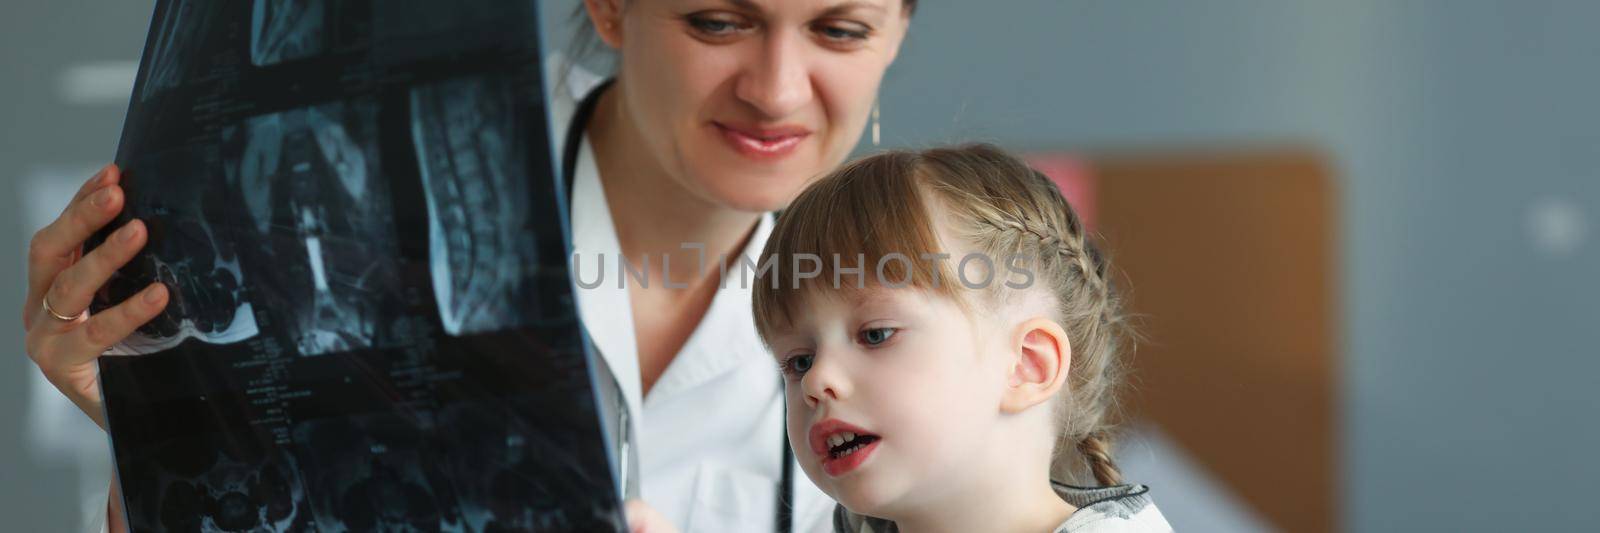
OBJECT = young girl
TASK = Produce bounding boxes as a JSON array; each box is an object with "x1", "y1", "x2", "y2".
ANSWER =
[{"x1": 751, "y1": 144, "x2": 1172, "y2": 532}]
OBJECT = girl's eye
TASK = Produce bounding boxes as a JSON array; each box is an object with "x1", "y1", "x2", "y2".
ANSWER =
[
  {"x1": 782, "y1": 354, "x2": 815, "y2": 377},
  {"x1": 860, "y1": 327, "x2": 896, "y2": 346}
]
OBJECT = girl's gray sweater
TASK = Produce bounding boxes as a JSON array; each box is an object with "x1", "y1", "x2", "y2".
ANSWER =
[{"x1": 833, "y1": 482, "x2": 1173, "y2": 532}]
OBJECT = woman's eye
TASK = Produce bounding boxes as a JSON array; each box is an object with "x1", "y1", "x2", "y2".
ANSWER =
[
  {"x1": 814, "y1": 21, "x2": 871, "y2": 43},
  {"x1": 782, "y1": 354, "x2": 815, "y2": 377},
  {"x1": 687, "y1": 14, "x2": 750, "y2": 38},
  {"x1": 860, "y1": 327, "x2": 896, "y2": 346}
]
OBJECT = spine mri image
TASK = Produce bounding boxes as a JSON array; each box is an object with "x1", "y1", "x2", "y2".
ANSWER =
[{"x1": 410, "y1": 75, "x2": 543, "y2": 336}]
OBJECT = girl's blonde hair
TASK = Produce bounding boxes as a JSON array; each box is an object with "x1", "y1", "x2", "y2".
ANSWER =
[{"x1": 753, "y1": 143, "x2": 1130, "y2": 486}]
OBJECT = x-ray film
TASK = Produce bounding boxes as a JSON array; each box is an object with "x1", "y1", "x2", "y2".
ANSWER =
[{"x1": 90, "y1": 1, "x2": 623, "y2": 531}]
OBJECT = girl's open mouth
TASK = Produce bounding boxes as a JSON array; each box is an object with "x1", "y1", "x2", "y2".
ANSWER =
[
  {"x1": 820, "y1": 432, "x2": 879, "y2": 477},
  {"x1": 827, "y1": 431, "x2": 881, "y2": 460},
  {"x1": 809, "y1": 419, "x2": 882, "y2": 477}
]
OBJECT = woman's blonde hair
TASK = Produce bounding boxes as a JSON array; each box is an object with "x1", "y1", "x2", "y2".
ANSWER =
[{"x1": 752, "y1": 143, "x2": 1130, "y2": 486}]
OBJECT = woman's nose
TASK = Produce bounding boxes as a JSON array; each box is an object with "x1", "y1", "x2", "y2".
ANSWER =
[{"x1": 736, "y1": 31, "x2": 813, "y2": 119}]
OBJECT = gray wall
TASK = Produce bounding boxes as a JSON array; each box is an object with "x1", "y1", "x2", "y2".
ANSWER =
[
  {"x1": 2, "y1": 2, "x2": 154, "y2": 532},
  {"x1": 4, "y1": 1, "x2": 1596, "y2": 531}
]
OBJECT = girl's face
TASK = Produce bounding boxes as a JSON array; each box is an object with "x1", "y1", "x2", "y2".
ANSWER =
[
  {"x1": 765, "y1": 286, "x2": 1015, "y2": 517},
  {"x1": 597, "y1": 0, "x2": 910, "y2": 212}
]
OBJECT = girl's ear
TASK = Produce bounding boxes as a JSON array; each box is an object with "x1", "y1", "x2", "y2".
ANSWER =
[
  {"x1": 1000, "y1": 318, "x2": 1071, "y2": 414},
  {"x1": 583, "y1": 0, "x2": 626, "y2": 49}
]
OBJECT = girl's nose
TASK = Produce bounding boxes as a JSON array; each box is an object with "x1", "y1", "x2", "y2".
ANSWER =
[{"x1": 802, "y1": 352, "x2": 848, "y2": 407}]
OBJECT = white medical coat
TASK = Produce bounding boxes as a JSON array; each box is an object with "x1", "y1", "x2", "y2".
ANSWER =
[{"x1": 549, "y1": 62, "x2": 834, "y2": 533}]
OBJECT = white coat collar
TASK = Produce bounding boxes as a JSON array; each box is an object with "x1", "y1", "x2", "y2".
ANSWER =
[
  {"x1": 569, "y1": 137, "x2": 646, "y2": 429},
  {"x1": 567, "y1": 131, "x2": 777, "y2": 418},
  {"x1": 646, "y1": 213, "x2": 774, "y2": 406}
]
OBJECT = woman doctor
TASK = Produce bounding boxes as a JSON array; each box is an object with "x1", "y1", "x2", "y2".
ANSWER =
[{"x1": 22, "y1": 0, "x2": 916, "y2": 531}]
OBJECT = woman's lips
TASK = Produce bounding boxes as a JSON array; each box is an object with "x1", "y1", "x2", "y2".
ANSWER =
[
  {"x1": 808, "y1": 419, "x2": 881, "y2": 477},
  {"x1": 713, "y1": 122, "x2": 810, "y2": 160}
]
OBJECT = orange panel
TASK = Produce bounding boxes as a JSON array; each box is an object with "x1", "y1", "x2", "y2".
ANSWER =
[{"x1": 1091, "y1": 148, "x2": 1338, "y2": 533}]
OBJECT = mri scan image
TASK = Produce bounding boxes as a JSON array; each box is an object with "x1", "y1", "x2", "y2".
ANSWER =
[
  {"x1": 111, "y1": 390, "x2": 311, "y2": 533},
  {"x1": 142, "y1": 446, "x2": 309, "y2": 532},
  {"x1": 283, "y1": 401, "x2": 624, "y2": 532},
  {"x1": 224, "y1": 101, "x2": 404, "y2": 357},
  {"x1": 250, "y1": 0, "x2": 327, "y2": 67},
  {"x1": 372, "y1": 1, "x2": 537, "y2": 66},
  {"x1": 103, "y1": 1, "x2": 626, "y2": 530},
  {"x1": 97, "y1": 147, "x2": 259, "y2": 355},
  {"x1": 138, "y1": 0, "x2": 225, "y2": 102},
  {"x1": 432, "y1": 399, "x2": 624, "y2": 532},
  {"x1": 411, "y1": 75, "x2": 544, "y2": 336},
  {"x1": 291, "y1": 413, "x2": 463, "y2": 532}
]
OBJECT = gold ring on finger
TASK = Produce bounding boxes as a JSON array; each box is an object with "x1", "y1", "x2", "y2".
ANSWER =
[{"x1": 42, "y1": 294, "x2": 89, "y2": 323}]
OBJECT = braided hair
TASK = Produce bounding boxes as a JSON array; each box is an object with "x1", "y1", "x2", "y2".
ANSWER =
[{"x1": 917, "y1": 144, "x2": 1129, "y2": 486}]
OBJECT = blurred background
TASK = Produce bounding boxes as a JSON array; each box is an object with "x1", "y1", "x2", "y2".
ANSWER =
[{"x1": 3, "y1": 1, "x2": 1597, "y2": 531}]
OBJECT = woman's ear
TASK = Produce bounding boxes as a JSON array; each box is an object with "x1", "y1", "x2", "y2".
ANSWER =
[
  {"x1": 1000, "y1": 318, "x2": 1071, "y2": 414},
  {"x1": 583, "y1": 0, "x2": 626, "y2": 49}
]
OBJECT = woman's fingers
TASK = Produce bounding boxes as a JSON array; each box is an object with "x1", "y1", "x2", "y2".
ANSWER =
[
  {"x1": 26, "y1": 282, "x2": 166, "y2": 432},
  {"x1": 38, "y1": 219, "x2": 148, "y2": 332},
  {"x1": 28, "y1": 281, "x2": 167, "y2": 377},
  {"x1": 624, "y1": 499, "x2": 679, "y2": 533},
  {"x1": 69, "y1": 164, "x2": 118, "y2": 207},
  {"x1": 17, "y1": 164, "x2": 147, "y2": 434},
  {"x1": 25, "y1": 165, "x2": 125, "y2": 329},
  {"x1": 74, "y1": 282, "x2": 168, "y2": 357}
]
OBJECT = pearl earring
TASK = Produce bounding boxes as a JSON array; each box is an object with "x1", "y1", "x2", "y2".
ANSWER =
[{"x1": 871, "y1": 100, "x2": 881, "y2": 147}]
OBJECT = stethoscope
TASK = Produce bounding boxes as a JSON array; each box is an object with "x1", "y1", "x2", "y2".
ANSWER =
[{"x1": 561, "y1": 79, "x2": 796, "y2": 533}]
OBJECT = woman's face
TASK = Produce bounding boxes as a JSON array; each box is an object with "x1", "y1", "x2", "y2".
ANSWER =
[{"x1": 593, "y1": 0, "x2": 911, "y2": 212}]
